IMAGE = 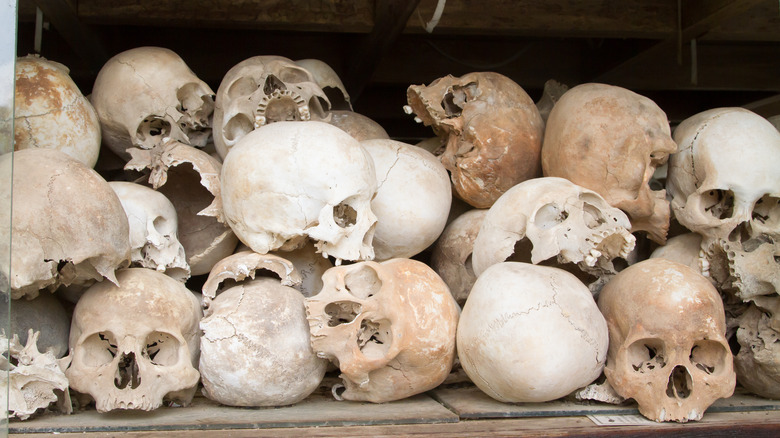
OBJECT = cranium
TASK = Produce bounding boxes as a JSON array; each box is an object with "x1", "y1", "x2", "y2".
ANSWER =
[
  {"x1": 406, "y1": 72, "x2": 544, "y2": 208},
  {"x1": 14, "y1": 54, "x2": 101, "y2": 167},
  {"x1": 66, "y1": 268, "x2": 202, "y2": 412},
  {"x1": 213, "y1": 55, "x2": 330, "y2": 159},
  {"x1": 295, "y1": 58, "x2": 351, "y2": 110},
  {"x1": 326, "y1": 110, "x2": 388, "y2": 141},
  {"x1": 732, "y1": 295, "x2": 780, "y2": 398},
  {"x1": 305, "y1": 258, "x2": 459, "y2": 403},
  {"x1": 667, "y1": 107, "x2": 780, "y2": 301},
  {"x1": 542, "y1": 83, "x2": 677, "y2": 244},
  {"x1": 598, "y1": 258, "x2": 736, "y2": 422},
  {"x1": 91, "y1": 46, "x2": 214, "y2": 160},
  {"x1": 221, "y1": 121, "x2": 377, "y2": 263}
]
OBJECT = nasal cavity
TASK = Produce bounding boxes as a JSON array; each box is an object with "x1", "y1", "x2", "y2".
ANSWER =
[
  {"x1": 665, "y1": 365, "x2": 692, "y2": 399},
  {"x1": 115, "y1": 352, "x2": 141, "y2": 390}
]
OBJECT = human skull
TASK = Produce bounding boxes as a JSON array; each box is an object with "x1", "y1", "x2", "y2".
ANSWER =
[
  {"x1": 649, "y1": 232, "x2": 705, "y2": 275},
  {"x1": 213, "y1": 55, "x2": 331, "y2": 159},
  {"x1": 0, "y1": 292, "x2": 70, "y2": 358},
  {"x1": 295, "y1": 58, "x2": 352, "y2": 110},
  {"x1": 667, "y1": 107, "x2": 780, "y2": 301},
  {"x1": 221, "y1": 121, "x2": 377, "y2": 263},
  {"x1": 406, "y1": 72, "x2": 544, "y2": 208},
  {"x1": 542, "y1": 83, "x2": 677, "y2": 244},
  {"x1": 0, "y1": 149, "x2": 130, "y2": 299},
  {"x1": 457, "y1": 262, "x2": 608, "y2": 402},
  {"x1": 326, "y1": 110, "x2": 388, "y2": 141},
  {"x1": 91, "y1": 46, "x2": 214, "y2": 160},
  {"x1": 305, "y1": 258, "x2": 459, "y2": 403},
  {"x1": 732, "y1": 295, "x2": 780, "y2": 398},
  {"x1": 66, "y1": 268, "x2": 202, "y2": 412},
  {"x1": 14, "y1": 55, "x2": 101, "y2": 167},
  {"x1": 109, "y1": 181, "x2": 190, "y2": 281},
  {"x1": 598, "y1": 258, "x2": 735, "y2": 422},
  {"x1": 472, "y1": 177, "x2": 635, "y2": 292},
  {"x1": 361, "y1": 138, "x2": 451, "y2": 260}
]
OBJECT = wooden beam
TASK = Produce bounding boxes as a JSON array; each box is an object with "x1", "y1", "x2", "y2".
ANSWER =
[{"x1": 33, "y1": 0, "x2": 108, "y2": 74}]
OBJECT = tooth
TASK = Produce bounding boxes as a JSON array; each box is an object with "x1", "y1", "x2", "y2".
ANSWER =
[
  {"x1": 403, "y1": 105, "x2": 413, "y2": 114},
  {"x1": 414, "y1": 116, "x2": 423, "y2": 124}
]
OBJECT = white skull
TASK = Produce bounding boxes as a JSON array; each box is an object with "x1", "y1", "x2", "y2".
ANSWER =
[
  {"x1": 457, "y1": 262, "x2": 608, "y2": 402},
  {"x1": 213, "y1": 55, "x2": 331, "y2": 159},
  {"x1": 14, "y1": 55, "x2": 101, "y2": 168},
  {"x1": 221, "y1": 121, "x2": 377, "y2": 263},
  {"x1": 542, "y1": 83, "x2": 678, "y2": 244},
  {"x1": 295, "y1": 58, "x2": 352, "y2": 110},
  {"x1": 66, "y1": 268, "x2": 202, "y2": 412},
  {"x1": 361, "y1": 138, "x2": 451, "y2": 260},
  {"x1": 305, "y1": 259, "x2": 459, "y2": 403},
  {"x1": 667, "y1": 107, "x2": 780, "y2": 301},
  {"x1": 91, "y1": 46, "x2": 214, "y2": 160},
  {"x1": 0, "y1": 149, "x2": 130, "y2": 299},
  {"x1": 109, "y1": 181, "x2": 190, "y2": 281},
  {"x1": 598, "y1": 258, "x2": 736, "y2": 422},
  {"x1": 472, "y1": 177, "x2": 635, "y2": 291}
]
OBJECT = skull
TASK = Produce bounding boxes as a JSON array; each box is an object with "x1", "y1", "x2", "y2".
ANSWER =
[
  {"x1": 598, "y1": 258, "x2": 736, "y2": 422},
  {"x1": 732, "y1": 295, "x2": 780, "y2": 398},
  {"x1": 406, "y1": 72, "x2": 544, "y2": 208},
  {"x1": 0, "y1": 149, "x2": 130, "y2": 299},
  {"x1": 667, "y1": 107, "x2": 780, "y2": 301},
  {"x1": 109, "y1": 181, "x2": 190, "y2": 281},
  {"x1": 213, "y1": 55, "x2": 330, "y2": 159},
  {"x1": 457, "y1": 262, "x2": 608, "y2": 402},
  {"x1": 14, "y1": 55, "x2": 101, "y2": 168},
  {"x1": 472, "y1": 177, "x2": 635, "y2": 292},
  {"x1": 649, "y1": 232, "x2": 705, "y2": 275},
  {"x1": 295, "y1": 58, "x2": 352, "y2": 110},
  {"x1": 221, "y1": 121, "x2": 377, "y2": 263},
  {"x1": 66, "y1": 268, "x2": 202, "y2": 412},
  {"x1": 305, "y1": 258, "x2": 459, "y2": 403},
  {"x1": 90, "y1": 46, "x2": 214, "y2": 160},
  {"x1": 361, "y1": 138, "x2": 451, "y2": 260},
  {"x1": 1, "y1": 292, "x2": 71, "y2": 359},
  {"x1": 542, "y1": 83, "x2": 677, "y2": 244},
  {"x1": 327, "y1": 110, "x2": 389, "y2": 141}
]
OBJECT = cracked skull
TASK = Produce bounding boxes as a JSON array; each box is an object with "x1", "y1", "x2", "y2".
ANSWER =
[
  {"x1": 457, "y1": 262, "x2": 608, "y2": 402},
  {"x1": 90, "y1": 46, "x2": 214, "y2": 160},
  {"x1": 667, "y1": 107, "x2": 780, "y2": 301},
  {"x1": 598, "y1": 258, "x2": 735, "y2": 423},
  {"x1": 305, "y1": 258, "x2": 459, "y2": 403},
  {"x1": 221, "y1": 121, "x2": 377, "y2": 263},
  {"x1": 406, "y1": 72, "x2": 544, "y2": 208},
  {"x1": 66, "y1": 268, "x2": 202, "y2": 412},
  {"x1": 542, "y1": 83, "x2": 677, "y2": 244},
  {"x1": 213, "y1": 55, "x2": 330, "y2": 159}
]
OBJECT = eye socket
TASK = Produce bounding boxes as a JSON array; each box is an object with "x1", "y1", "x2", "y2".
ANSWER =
[
  {"x1": 226, "y1": 76, "x2": 257, "y2": 100},
  {"x1": 80, "y1": 332, "x2": 118, "y2": 366},
  {"x1": 277, "y1": 67, "x2": 311, "y2": 84},
  {"x1": 357, "y1": 318, "x2": 392, "y2": 360},
  {"x1": 627, "y1": 338, "x2": 666, "y2": 373},
  {"x1": 689, "y1": 340, "x2": 729, "y2": 375},
  {"x1": 582, "y1": 203, "x2": 607, "y2": 229},
  {"x1": 752, "y1": 195, "x2": 780, "y2": 227},
  {"x1": 344, "y1": 265, "x2": 381, "y2": 300},
  {"x1": 333, "y1": 202, "x2": 357, "y2": 228},
  {"x1": 324, "y1": 301, "x2": 362, "y2": 327},
  {"x1": 701, "y1": 189, "x2": 735, "y2": 220},
  {"x1": 534, "y1": 203, "x2": 568, "y2": 229},
  {"x1": 143, "y1": 331, "x2": 181, "y2": 366}
]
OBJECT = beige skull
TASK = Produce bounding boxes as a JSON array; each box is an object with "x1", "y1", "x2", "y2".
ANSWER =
[
  {"x1": 542, "y1": 83, "x2": 677, "y2": 244},
  {"x1": 732, "y1": 295, "x2": 780, "y2": 399},
  {"x1": 305, "y1": 259, "x2": 459, "y2": 403},
  {"x1": 406, "y1": 72, "x2": 544, "y2": 208},
  {"x1": 295, "y1": 58, "x2": 351, "y2": 111},
  {"x1": 598, "y1": 258, "x2": 735, "y2": 422}
]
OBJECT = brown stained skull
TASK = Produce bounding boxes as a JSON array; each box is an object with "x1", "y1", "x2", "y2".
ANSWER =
[
  {"x1": 305, "y1": 259, "x2": 459, "y2": 403},
  {"x1": 406, "y1": 72, "x2": 544, "y2": 208},
  {"x1": 598, "y1": 258, "x2": 735, "y2": 422},
  {"x1": 542, "y1": 83, "x2": 677, "y2": 244}
]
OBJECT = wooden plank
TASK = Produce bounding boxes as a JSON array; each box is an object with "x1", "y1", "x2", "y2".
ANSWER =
[{"x1": 703, "y1": 1, "x2": 780, "y2": 41}]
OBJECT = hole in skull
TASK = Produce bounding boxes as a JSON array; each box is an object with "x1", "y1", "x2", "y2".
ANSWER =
[
  {"x1": 143, "y1": 331, "x2": 180, "y2": 366},
  {"x1": 226, "y1": 76, "x2": 258, "y2": 100},
  {"x1": 627, "y1": 338, "x2": 666, "y2": 372},
  {"x1": 277, "y1": 67, "x2": 312, "y2": 84},
  {"x1": 224, "y1": 114, "x2": 254, "y2": 142},
  {"x1": 333, "y1": 202, "x2": 357, "y2": 228},
  {"x1": 136, "y1": 117, "x2": 171, "y2": 148},
  {"x1": 344, "y1": 265, "x2": 381, "y2": 299},
  {"x1": 324, "y1": 87, "x2": 350, "y2": 111},
  {"x1": 152, "y1": 216, "x2": 172, "y2": 236},
  {"x1": 534, "y1": 203, "x2": 568, "y2": 229},
  {"x1": 690, "y1": 340, "x2": 728, "y2": 375},
  {"x1": 325, "y1": 301, "x2": 362, "y2": 327},
  {"x1": 703, "y1": 189, "x2": 735, "y2": 220},
  {"x1": 114, "y1": 351, "x2": 141, "y2": 390},
  {"x1": 177, "y1": 83, "x2": 211, "y2": 115},
  {"x1": 665, "y1": 365, "x2": 692, "y2": 399},
  {"x1": 441, "y1": 82, "x2": 479, "y2": 118},
  {"x1": 508, "y1": 238, "x2": 534, "y2": 264},
  {"x1": 81, "y1": 332, "x2": 118, "y2": 366},
  {"x1": 308, "y1": 96, "x2": 330, "y2": 119},
  {"x1": 464, "y1": 253, "x2": 475, "y2": 277},
  {"x1": 582, "y1": 203, "x2": 607, "y2": 229},
  {"x1": 263, "y1": 74, "x2": 288, "y2": 95},
  {"x1": 357, "y1": 319, "x2": 392, "y2": 360},
  {"x1": 753, "y1": 195, "x2": 780, "y2": 227},
  {"x1": 728, "y1": 222, "x2": 752, "y2": 245}
]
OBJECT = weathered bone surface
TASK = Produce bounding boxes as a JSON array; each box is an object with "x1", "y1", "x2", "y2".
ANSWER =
[
  {"x1": 0, "y1": 292, "x2": 70, "y2": 358},
  {"x1": 542, "y1": 83, "x2": 677, "y2": 244},
  {"x1": 14, "y1": 55, "x2": 101, "y2": 168},
  {"x1": 109, "y1": 181, "x2": 190, "y2": 281},
  {"x1": 534, "y1": 79, "x2": 568, "y2": 124},
  {"x1": 598, "y1": 258, "x2": 735, "y2": 422},
  {"x1": 305, "y1": 259, "x2": 459, "y2": 403},
  {"x1": 733, "y1": 295, "x2": 780, "y2": 398},
  {"x1": 221, "y1": 121, "x2": 377, "y2": 263},
  {"x1": 200, "y1": 253, "x2": 325, "y2": 406},
  {"x1": 213, "y1": 55, "x2": 331, "y2": 159},
  {"x1": 457, "y1": 262, "x2": 608, "y2": 402},
  {"x1": 126, "y1": 140, "x2": 238, "y2": 276},
  {"x1": 472, "y1": 177, "x2": 635, "y2": 292},
  {"x1": 295, "y1": 58, "x2": 352, "y2": 111},
  {"x1": 66, "y1": 268, "x2": 202, "y2": 412},
  {"x1": 407, "y1": 72, "x2": 544, "y2": 208},
  {"x1": 271, "y1": 242, "x2": 333, "y2": 298},
  {"x1": 0, "y1": 149, "x2": 130, "y2": 299},
  {"x1": 667, "y1": 107, "x2": 780, "y2": 301},
  {"x1": 649, "y1": 232, "x2": 705, "y2": 275},
  {"x1": 91, "y1": 46, "x2": 214, "y2": 160},
  {"x1": 327, "y1": 110, "x2": 388, "y2": 141},
  {"x1": 361, "y1": 138, "x2": 451, "y2": 260}
]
